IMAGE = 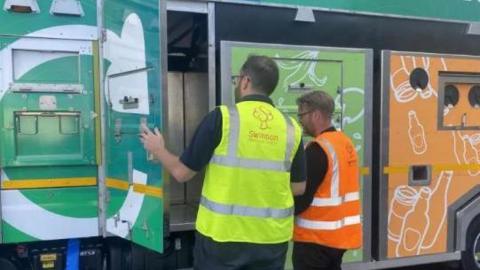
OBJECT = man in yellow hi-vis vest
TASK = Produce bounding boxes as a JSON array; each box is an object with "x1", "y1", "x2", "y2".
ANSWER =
[
  {"x1": 293, "y1": 91, "x2": 361, "y2": 270},
  {"x1": 141, "y1": 56, "x2": 306, "y2": 270}
]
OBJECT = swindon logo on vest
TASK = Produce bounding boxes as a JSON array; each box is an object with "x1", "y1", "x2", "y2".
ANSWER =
[{"x1": 249, "y1": 106, "x2": 279, "y2": 144}]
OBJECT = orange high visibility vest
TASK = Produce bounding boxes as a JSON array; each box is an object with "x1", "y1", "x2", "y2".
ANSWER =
[{"x1": 294, "y1": 131, "x2": 362, "y2": 249}]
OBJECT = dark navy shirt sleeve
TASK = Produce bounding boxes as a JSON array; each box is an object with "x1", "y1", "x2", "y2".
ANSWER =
[
  {"x1": 290, "y1": 139, "x2": 306, "y2": 183},
  {"x1": 180, "y1": 108, "x2": 222, "y2": 172},
  {"x1": 294, "y1": 142, "x2": 328, "y2": 215}
]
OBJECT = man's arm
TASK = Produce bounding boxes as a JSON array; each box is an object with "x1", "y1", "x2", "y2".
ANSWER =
[
  {"x1": 291, "y1": 182, "x2": 306, "y2": 196},
  {"x1": 290, "y1": 138, "x2": 307, "y2": 196},
  {"x1": 140, "y1": 126, "x2": 196, "y2": 183},
  {"x1": 294, "y1": 143, "x2": 328, "y2": 215}
]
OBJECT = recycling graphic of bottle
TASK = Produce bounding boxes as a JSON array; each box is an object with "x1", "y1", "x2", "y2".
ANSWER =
[
  {"x1": 396, "y1": 187, "x2": 431, "y2": 257},
  {"x1": 408, "y1": 110, "x2": 428, "y2": 155},
  {"x1": 388, "y1": 186, "x2": 418, "y2": 243},
  {"x1": 389, "y1": 171, "x2": 453, "y2": 257},
  {"x1": 421, "y1": 171, "x2": 453, "y2": 250}
]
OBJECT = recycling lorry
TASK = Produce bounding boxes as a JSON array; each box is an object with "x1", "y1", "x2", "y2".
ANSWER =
[{"x1": 1, "y1": 0, "x2": 480, "y2": 269}]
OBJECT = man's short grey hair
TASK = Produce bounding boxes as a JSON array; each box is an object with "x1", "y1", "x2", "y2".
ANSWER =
[{"x1": 296, "y1": 91, "x2": 335, "y2": 119}]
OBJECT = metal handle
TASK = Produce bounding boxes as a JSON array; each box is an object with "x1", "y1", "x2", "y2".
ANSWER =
[
  {"x1": 119, "y1": 96, "x2": 140, "y2": 110},
  {"x1": 14, "y1": 111, "x2": 80, "y2": 117},
  {"x1": 288, "y1": 82, "x2": 312, "y2": 91}
]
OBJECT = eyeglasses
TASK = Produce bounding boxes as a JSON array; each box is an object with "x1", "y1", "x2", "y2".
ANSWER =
[
  {"x1": 297, "y1": 110, "x2": 314, "y2": 118},
  {"x1": 231, "y1": 75, "x2": 243, "y2": 86}
]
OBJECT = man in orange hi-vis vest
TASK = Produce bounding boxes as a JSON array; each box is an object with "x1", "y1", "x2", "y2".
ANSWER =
[{"x1": 293, "y1": 91, "x2": 361, "y2": 270}]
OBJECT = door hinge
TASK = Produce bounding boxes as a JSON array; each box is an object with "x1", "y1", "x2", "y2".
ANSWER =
[{"x1": 101, "y1": 28, "x2": 107, "y2": 43}]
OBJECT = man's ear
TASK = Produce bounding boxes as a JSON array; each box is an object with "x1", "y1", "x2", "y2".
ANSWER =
[{"x1": 242, "y1": 76, "x2": 251, "y2": 91}]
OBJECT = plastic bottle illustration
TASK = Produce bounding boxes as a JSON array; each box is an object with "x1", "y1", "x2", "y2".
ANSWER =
[
  {"x1": 408, "y1": 110, "x2": 428, "y2": 155},
  {"x1": 463, "y1": 136, "x2": 478, "y2": 164},
  {"x1": 470, "y1": 134, "x2": 480, "y2": 152},
  {"x1": 470, "y1": 134, "x2": 480, "y2": 166},
  {"x1": 453, "y1": 131, "x2": 465, "y2": 163},
  {"x1": 388, "y1": 186, "x2": 418, "y2": 243},
  {"x1": 452, "y1": 131, "x2": 480, "y2": 176},
  {"x1": 462, "y1": 134, "x2": 480, "y2": 176},
  {"x1": 421, "y1": 171, "x2": 453, "y2": 250},
  {"x1": 396, "y1": 187, "x2": 431, "y2": 257}
]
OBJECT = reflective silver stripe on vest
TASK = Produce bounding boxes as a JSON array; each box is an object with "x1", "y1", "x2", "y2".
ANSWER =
[
  {"x1": 318, "y1": 138, "x2": 339, "y2": 198},
  {"x1": 295, "y1": 215, "x2": 361, "y2": 230},
  {"x1": 210, "y1": 156, "x2": 292, "y2": 171},
  {"x1": 311, "y1": 192, "x2": 360, "y2": 207},
  {"x1": 201, "y1": 196, "x2": 293, "y2": 218},
  {"x1": 283, "y1": 114, "x2": 295, "y2": 165},
  {"x1": 227, "y1": 106, "x2": 240, "y2": 155},
  {"x1": 211, "y1": 106, "x2": 295, "y2": 172}
]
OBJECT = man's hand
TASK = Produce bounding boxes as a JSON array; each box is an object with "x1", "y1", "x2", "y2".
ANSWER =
[
  {"x1": 138, "y1": 123, "x2": 196, "y2": 182},
  {"x1": 139, "y1": 124, "x2": 164, "y2": 156}
]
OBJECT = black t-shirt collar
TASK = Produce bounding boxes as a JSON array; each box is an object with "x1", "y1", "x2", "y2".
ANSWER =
[{"x1": 321, "y1": 126, "x2": 337, "y2": 133}]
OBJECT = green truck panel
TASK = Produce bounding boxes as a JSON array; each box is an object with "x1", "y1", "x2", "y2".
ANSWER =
[{"x1": 241, "y1": 0, "x2": 480, "y2": 22}]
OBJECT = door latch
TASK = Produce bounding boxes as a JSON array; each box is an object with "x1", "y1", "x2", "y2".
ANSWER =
[{"x1": 119, "y1": 96, "x2": 139, "y2": 109}]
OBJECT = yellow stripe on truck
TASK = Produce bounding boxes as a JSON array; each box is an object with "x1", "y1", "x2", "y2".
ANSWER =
[
  {"x1": 384, "y1": 164, "x2": 480, "y2": 174},
  {"x1": 133, "y1": 184, "x2": 163, "y2": 198},
  {"x1": 2, "y1": 177, "x2": 97, "y2": 189},
  {"x1": 105, "y1": 178, "x2": 130, "y2": 191},
  {"x1": 360, "y1": 167, "x2": 370, "y2": 175},
  {"x1": 383, "y1": 166, "x2": 409, "y2": 174},
  {"x1": 106, "y1": 178, "x2": 163, "y2": 198},
  {"x1": 432, "y1": 164, "x2": 480, "y2": 172}
]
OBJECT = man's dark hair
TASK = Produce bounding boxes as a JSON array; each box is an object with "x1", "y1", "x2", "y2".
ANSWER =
[{"x1": 240, "y1": 55, "x2": 279, "y2": 96}]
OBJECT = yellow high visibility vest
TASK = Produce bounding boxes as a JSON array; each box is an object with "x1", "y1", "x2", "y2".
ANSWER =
[{"x1": 196, "y1": 101, "x2": 302, "y2": 243}]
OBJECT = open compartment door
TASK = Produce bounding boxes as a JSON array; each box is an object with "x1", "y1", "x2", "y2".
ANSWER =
[
  {"x1": 103, "y1": 0, "x2": 165, "y2": 252},
  {"x1": 0, "y1": 33, "x2": 99, "y2": 243}
]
